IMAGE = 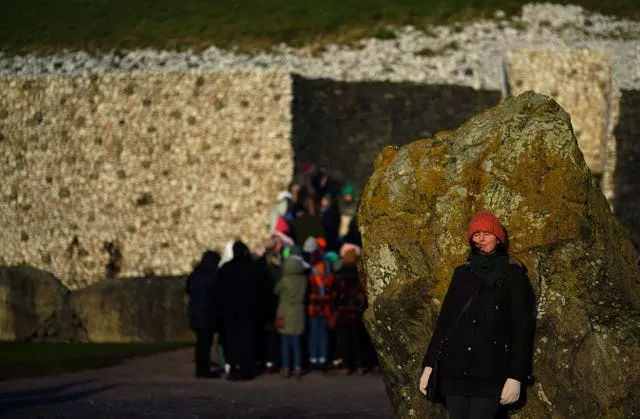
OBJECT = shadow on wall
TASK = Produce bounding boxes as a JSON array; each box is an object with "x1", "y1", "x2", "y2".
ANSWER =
[
  {"x1": 613, "y1": 89, "x2": 640, "y2": 250},
  {"x1": 291, "y1": 75, "x2": 502, "y2": 190}
]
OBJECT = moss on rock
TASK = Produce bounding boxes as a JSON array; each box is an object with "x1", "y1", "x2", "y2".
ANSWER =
[{"x1": 359, "y1": 91, "x2": 640, "y2": 418}]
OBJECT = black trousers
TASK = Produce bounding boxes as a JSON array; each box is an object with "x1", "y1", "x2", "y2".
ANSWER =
[
  {"x1": 266, "y1": 329, "x2": 281, "y2": 366},
  {"x1": 336, "y1": 321, "x2": 363, "y2": 370},
  {"x1": 194, "y1": 329, "x2": 214, "y2": 374},
  {"x1": 445, "y1": 396, "x2": 500, "y2": 419},
  {"x1": 223, "y1": 321, "x2": 257, "y2": 378}
]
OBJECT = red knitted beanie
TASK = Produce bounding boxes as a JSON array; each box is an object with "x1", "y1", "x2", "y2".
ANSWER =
[{"x1": 466, "y1": 211, "x2": 506, "y2": 244}]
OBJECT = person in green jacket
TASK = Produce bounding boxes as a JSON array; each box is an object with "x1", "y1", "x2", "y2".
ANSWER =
[{"x1": 275, "y1": 245, "x2": 309, "y2": 379}]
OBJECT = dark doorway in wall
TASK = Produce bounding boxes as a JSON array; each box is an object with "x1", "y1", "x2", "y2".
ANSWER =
[
  {"x1": 613, "y1": 89, "x2": 640, "y2": 249},
  {"x1": 291, "y1": 75, "x2": 502, "y2": 192}
]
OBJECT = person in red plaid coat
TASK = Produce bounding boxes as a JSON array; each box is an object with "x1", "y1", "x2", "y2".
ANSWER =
[{"x1": 307, "y1": 248, "x2": 334, "y2": 370}]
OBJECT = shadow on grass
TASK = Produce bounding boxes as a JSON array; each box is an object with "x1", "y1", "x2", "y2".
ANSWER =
[{"x1": 0, "y1": 380, "x2": 116, "y2": 413}]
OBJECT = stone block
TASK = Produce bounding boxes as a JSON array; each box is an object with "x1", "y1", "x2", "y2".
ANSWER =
[{"x1": 505, "y1": 49, "x2": 611, "y2": 174}]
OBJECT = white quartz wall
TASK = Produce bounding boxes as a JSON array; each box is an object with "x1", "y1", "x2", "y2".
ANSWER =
[{"x1": 0, "y1": 71, "x2": 293, "y2": 288}]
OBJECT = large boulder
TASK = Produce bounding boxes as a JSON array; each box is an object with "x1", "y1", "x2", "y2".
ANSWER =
[
  {"x1": 69, "y1": 276, "x2": 192, "y2": 342},
  {"x1": 358, "y1": 92, "x2": 640, "y2": 418},
  {"x1": 0, "y1": 266, "x2": 69, "y2": 340}
]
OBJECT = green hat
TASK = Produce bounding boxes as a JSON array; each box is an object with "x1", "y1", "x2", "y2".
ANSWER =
[
  {"x1": 342, "y1": 184, "x2": 356, "y2": 197},
  {"x1": 282, "y1": 246, "x2": 291, "y2": 258},
  {"x1": 323, "y1": 251, "x2": 340, "y2": 263}
]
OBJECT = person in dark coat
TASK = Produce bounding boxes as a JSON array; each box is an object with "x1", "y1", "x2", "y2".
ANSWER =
[
  {"x1": 320, "y1": 192, "x2": 341, "y2": 252},
  {"x1": 419, "y1": 211, "x2": 536, "y2": 419},
  {"x1": 341, "y1": 215, "x2": 362, "y2": 248},
  {"x1": 214, "y1": 240, "x2": 265, "y2": 381},
  {"x1": 311, "y1": 166, "x2": 339, "y2": 208},
  {"x1": 256, "y1": 236, "x2": 285, "y2": 373},
  {"x1": 330, "y1": 248, "x2": 368, "y2": 375},
  {"x1": 289, "y1": 204, "x2": 325, "y2": 246},
  {"x1": 185, "y1": 250, "x2": 222, "y2": 378}
]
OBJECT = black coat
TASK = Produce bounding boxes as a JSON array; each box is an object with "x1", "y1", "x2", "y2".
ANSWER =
[
  {"x1": 422, "y1": 262, "x2": 535, "y2": 391},
  {"x1": 290, "y1": 214, "x2": 325, "y2": 245},
  {"x1": 213, "y1": 255, "x2": 265, "y2": 326},
  {"x1": 213, "y1": 254, "x2": 267, "y2": 373},
  {"x1": 186, "y1": 251, "x2": 221, "y2": 331}
]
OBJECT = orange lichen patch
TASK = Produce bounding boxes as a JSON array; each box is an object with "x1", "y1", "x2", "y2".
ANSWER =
[
  {"x1": 416, "y1": 165, "x2": 446, "y2": 201},
  {"x1": 359, "y1": 179, "x2": 391, "y2": 221},
  {"x1": 406, "y1": 140, "x2": 432, "y2": 169},
  {"x1": 374, "y1": 145, "x2": 399, "y2": 171},
  {"x1": 434, "y1": 130, "x2": 453, "y2": 140}
]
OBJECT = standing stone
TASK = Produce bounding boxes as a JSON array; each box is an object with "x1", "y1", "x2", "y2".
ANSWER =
[
  {"x1": 358, "y1": 92, "x2": 639, "y2": 418},
  {"x1": 0, "y1": 266, "x2": 69, "y2": 340}
]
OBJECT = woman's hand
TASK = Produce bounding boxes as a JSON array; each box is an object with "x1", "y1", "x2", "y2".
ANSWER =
[
  {"x1": 500, "y1": 378, "x2": 521, "y2": 404},
  {"x1": 418, "y1": 366, "x2": 433, "y2": 395}
]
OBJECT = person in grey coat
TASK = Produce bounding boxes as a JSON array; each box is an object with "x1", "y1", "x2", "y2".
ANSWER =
[
  {"x1": 185, "y1": 250, "x2": 222, "y2": 378},
  {"x1": 274, "y1": 246, "x2": 309, "y2": 379}
]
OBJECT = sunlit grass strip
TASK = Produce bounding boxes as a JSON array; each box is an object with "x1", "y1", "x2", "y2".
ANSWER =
[{"x1": 0, "y1": 0, "x2": 638, "y2": 54}]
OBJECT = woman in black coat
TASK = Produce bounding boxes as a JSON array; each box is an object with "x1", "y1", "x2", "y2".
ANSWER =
[
  {"x1": 186, "y1": 250, "x2": 222, "y2": 378},
  {"x1": 419, "y1": 211, "x2": 535, "y2": 418},
  {"x1": 213, "y1": 241, "x2": 266, "y2": 381}
]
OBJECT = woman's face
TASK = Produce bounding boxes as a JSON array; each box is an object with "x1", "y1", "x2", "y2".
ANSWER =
[{"x1": 471, "y1": 231, "x2": 498, "y2": 254}]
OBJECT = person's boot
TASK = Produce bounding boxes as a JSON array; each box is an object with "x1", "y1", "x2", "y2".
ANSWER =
[
  {"x1": 293, "y1": 367, "x2": 303, "y2": 381},
  {"x1": 280, "y1": 367, "x2": 291, "y2": 379},
  {"x1": 266, "y1": 362, "x2": 278, "y2": 374}
]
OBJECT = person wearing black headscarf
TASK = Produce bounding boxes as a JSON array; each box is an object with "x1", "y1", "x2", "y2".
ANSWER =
[
  {"x1": 186, "y1": 250, "x2": 222, "y2": 378},
  {"x1": 419, "y1": 211, "x2": 536, "y2": 419},
  {"x1": 213, "y1": 240, "x2": 266, "y2": 381}
]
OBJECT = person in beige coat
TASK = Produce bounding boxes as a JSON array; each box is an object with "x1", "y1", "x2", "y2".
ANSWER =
[{"x1": 274, "y1": 246, "x2": 309, "y2": 379}]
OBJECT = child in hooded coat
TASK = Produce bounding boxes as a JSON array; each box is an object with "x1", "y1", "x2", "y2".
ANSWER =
[{"x1": 274, "y1": 246, "x2": 309, "y2": 379}]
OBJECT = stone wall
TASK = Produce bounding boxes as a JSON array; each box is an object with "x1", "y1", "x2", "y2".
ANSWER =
[
  {"x1": 0, "y1": 71, "x2": 293, "y2": 288},
  {"x1": 292, "y1": 76, "x2": 502, "y2": 191},
  {"x1": 1, "y1": 65, "x2": 639, "y2": 289},
  {"x1": 613, "y1": 90, "x2": 640, "y2": 248}
]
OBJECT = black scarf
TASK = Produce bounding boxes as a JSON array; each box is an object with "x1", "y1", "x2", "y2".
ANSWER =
[{"x1": 467, "y1": 249, "x2": 509, "y2": 289}]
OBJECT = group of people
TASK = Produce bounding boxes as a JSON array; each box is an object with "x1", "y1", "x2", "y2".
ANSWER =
[
  {"x1": 186, "y1": 158, "x2": 537, "y2": 419},
  {"x1": 186, "y1": 161, "x2": 376, "y2": 381}
]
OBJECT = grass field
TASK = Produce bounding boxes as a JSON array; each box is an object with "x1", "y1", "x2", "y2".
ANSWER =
[
  {"x1": 0, "y1": 0, "x2": 639, "y2": 54},
  {"x1": 0, "y1": 341, "x2": 191, "y2": 381}
]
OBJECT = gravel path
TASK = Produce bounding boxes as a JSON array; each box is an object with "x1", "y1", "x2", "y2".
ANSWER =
[{"x1": 0, "y1": 349, "x2": 394, "y2": 418}]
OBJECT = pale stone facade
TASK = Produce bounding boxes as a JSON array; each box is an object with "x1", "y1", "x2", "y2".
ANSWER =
[
  {"x1": 1, "y1": 52, "x2": 637, "y2": 289},
  {"x1": 0, "y1": 71, "x2": 293, "y2": 288},
  {"x1": 505, "y1": 49, "x2": 611, "y2": 175}
]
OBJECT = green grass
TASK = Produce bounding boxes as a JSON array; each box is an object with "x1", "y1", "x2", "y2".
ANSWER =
[
  {"x1": 0, "y1": 341, "x2": 192, "y2": 381},
  {"x1": 0, "y1": 0, "x2": 639, "y2": 54}
]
